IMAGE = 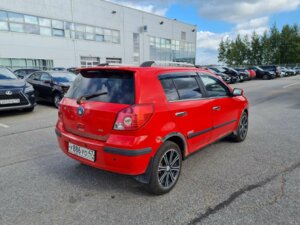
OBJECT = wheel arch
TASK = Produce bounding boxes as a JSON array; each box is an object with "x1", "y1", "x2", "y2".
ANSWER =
[{"x1": 161, "y1": 132, "x2": 188, "y2": 160}]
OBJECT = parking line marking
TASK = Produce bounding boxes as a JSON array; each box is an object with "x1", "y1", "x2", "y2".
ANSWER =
[
  {"x1": 283, "y1": 81, "x2": 300, "y2": 89},
  {"x1": 0, "y1": 123, "x2": 9, "y2": 128}
]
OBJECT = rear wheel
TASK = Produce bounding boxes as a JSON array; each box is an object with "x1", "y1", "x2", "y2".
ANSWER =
[
  {"x1": 263, "y1": 74, "x2": 269, "y2": 80},
  {"x1": 231, "y1": 111, "x2": 248, "y2": 142},
  {"x1": 147, "y1": 141, "x2": 182, "y2": 195},
  {"x1": 53, "y1": 94, "x2": 62, "y2": 108}
]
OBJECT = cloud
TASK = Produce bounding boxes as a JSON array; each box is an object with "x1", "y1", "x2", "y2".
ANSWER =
[
  {"x1": 235, "y1": 16, "x2": 269, "y2": 35},
  {"x1": 197, "y1": 0, "x2": 300, "y2": 23},
  {"x1": 106, "y1": 0, "x2": 169, "y2": 16}
]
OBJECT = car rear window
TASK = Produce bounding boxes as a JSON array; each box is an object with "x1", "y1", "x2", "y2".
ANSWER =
[{"x1": 65, "y1": 70, "x2": 135, "y2": 104}]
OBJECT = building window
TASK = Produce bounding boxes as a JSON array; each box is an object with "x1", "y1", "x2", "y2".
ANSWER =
[
  {"x1": 80, "y1": 56, "x2": 100, "y2": 68},
  {"x1": 0, "y1": 9, "x2": 121, "y2": 44},
  {"x1": 10, "y1": 23, "x2": 24, "y2": 33},
  {"x1": 0, "y1": 11, "x2": 8, "y2": 21},
  {"x1": 149, "y1": 36, "x2": 196, "y2": 64},
  {"x1": 8, "y1": 12, "x2": 24, "y2": 23},
  {"x1": 39, "y1": 18, "x2": 51, "y2": 27},
  {"x1": 181, "y1": 31, "x2": 186, "y2": 40},
  {"x1": 52, "y1": 28, "x2": 64, "y2": 37},
  {"x1": 0, "y1": 21, "x2": 8, "y2": 31},
  {"x1": 0, "y1": 58, "x2": 53, "y2": 70},
  {"x1": 106, "y1": 58, "x2": 122, "y2": 64},
  {"x1": 133, "y1": 33, "x2": 140, "y2": 64}
]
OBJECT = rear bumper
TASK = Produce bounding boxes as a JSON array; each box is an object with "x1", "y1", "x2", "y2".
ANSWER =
[{"x1": 55, "y1": 125, "x2": 153, "y2": 176}]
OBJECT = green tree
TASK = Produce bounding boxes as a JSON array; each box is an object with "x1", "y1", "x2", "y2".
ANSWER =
[
  {"x1": 261, "y1": 30, "x2": 272, "y2": 65},
  {"x1": 218, "y1": 39, "x2": 226, "y2": 63},
  {"x1": 250, "y1": 31, "x2": 262, "y2": 65}
]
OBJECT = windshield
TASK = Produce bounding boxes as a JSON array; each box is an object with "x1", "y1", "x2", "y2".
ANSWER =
[
  {"x1": 209, "y1": 67, "x2": 226, "y2": 73},
  {"x1": 256, "y1": 66, "x2": 264, "y2": 71},
  {"x1": 0, "y1": 67, "x2": 18, "y2": 80},
  {"x1": 51, "y1": 72, "x2": 76, "y2": 83},
  {"x1": 65, "y1": 70, "x2": 135, "y2": 104}
]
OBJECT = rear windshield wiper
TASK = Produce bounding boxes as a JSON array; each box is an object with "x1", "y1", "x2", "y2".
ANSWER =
[{"x1": 77, "y1": 92, "x2": 108, "y2": 104}]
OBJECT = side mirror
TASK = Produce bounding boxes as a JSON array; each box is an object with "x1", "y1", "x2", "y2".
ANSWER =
[{"x1": 232, "y1": 88, "x2": 243, "y2": 96}]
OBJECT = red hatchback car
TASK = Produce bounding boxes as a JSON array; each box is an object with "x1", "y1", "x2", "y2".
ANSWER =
[{"x1": 55, "y1": 66, "x2": 249, "y2": 194}]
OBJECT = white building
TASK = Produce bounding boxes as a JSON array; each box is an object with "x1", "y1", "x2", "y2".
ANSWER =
[{"x1": 0, "y1": 0, "x2": 197, "y2": 70}]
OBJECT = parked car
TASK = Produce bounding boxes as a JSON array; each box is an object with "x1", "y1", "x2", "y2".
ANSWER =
[
  {"x1": 248, "y1": 66, "x2": 275, "y2": 79},
  {"x1": 67, "y1": 67, "x2": 79, "y2": 74},
  {"x1": 247, "y1": 69, "x2": 256, "y2": 79},
  {"x1": 55, "y1": 66, "x2": 249, "y2": 195},
  {"x1": 52, "y1": 67, "x2": 66, "y2": 71},
  {"x1": 208, "y1": 66, "x2": 238, "y2": 83},
  {"x1": 281, "y1": 67, "x2": 294, "y2": 76},
  {"x1": 234, "y1": 68, "x2": 251, "y2": 80},
  {"x1": 222, "y1": 67, "x2": 246, "y2": 82},
  {"x1": 14, "y1": 68, "x2": 40, "y2": 79},
  {"x1": 26, "y1": 71, "x2": 76, "y2": 108},
  {"x1": 294, "y1": 67, "x2": 300, "y2": 74},
  {"x1": 287, "y1": 67, "x2": 297, "y2": 75},
  {"x1": 260, "y1": 65, "x2": 281, "y2": 77},
  {"x1": 0, "y1": 66, "x2": 36, "y2": 112},
  {"x1": 205, "y1": 68, "x2": 232, "y2": 83}
]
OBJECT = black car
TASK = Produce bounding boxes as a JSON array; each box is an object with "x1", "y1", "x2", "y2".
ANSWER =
[
  {"x1": 26, "y1": 71, "x2": 76, "y2": 108},
  {"x1": 222, "y1": 67, "x2": 246, "y2": 82},
  {"x1": 234, "y1": 68, "x2": 251, "y2": 80},
  {"x1": 260, "y1": 65, "x2": 281, "y2": 77},
  {"x1": 0, "y1": 66, "x2": 36, "y2": 112},
  {"x1": 14, "y1": 69, "x2": 40, "y2": 79},
  {"x1": 249, "y1": 66, "x2": 275, "y2": 79},
  {"x1": 208, "y1": 66, "x2": 238, "y2": 83},
  {"x1": 206, "y1": 68, "x2": 232, "y2": 83}
]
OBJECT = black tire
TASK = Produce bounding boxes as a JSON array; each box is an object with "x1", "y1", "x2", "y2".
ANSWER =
[
  {"x1": 231, "y1": 111, "x2": 248, "y2": 142},
  {"x1": 263, "y1": 74, "x2": 269, "y2": 80},
  {"x1": 147, "y1": 141, "x2": 182, "y2": 195},
  {"x1": 53, "y1": 93, "x2": 62, "y2": 108}
]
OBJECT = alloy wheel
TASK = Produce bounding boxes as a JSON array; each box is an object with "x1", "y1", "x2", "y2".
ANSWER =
[
  {"x1": 239, "y1": 114, "x2": 248, "y2": 140},
  {"x1": 157, "y1": 149, "x2": 180, "y2": 189}
]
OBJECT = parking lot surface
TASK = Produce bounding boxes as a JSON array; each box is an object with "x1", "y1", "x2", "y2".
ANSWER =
[{"x1": 0, "y1": 76, "x2": 299, "y2": 225}]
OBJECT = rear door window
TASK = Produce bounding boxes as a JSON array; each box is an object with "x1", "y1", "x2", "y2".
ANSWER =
[
  {"x1": 65, "y1": 70, "x2": 135, "y2": 104},
  {"x1": 160, "y1": 75, "x2": 203, "y2": 101}
]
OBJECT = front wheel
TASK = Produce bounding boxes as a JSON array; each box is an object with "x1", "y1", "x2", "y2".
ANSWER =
[
  {"x1": 147, "y1": 141, "x2": 182, "y2": 195},
  {"x1": 263, "y1": 74, "x2": 269, "y2": 80},
  {"x1": 231, "y1": 111, "x2": 248, "y2": 142},
  {"x1": 53, "y1": 94, "x2": 62, "y2": 108}
]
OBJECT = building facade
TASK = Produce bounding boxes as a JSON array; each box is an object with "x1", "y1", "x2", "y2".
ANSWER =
[{"x1": 0, "y1": 0, "x2": 197, "y2": 70}]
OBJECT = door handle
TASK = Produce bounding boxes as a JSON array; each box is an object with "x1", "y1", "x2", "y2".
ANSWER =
[
  {"x1": 212, "y1": 106, "x2": 221, "y2": 111},
  {"x1": 175, "y1": 111, "x2": 187, "y2": 117}
]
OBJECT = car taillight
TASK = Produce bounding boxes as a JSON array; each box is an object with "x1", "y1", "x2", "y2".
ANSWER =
[{"x1": 114, "y1": 104, "x2": 154, "y2": 130}]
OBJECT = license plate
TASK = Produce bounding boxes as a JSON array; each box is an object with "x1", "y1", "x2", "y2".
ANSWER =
[
  {"x1": 68, "y1": 143, "x2": 95, "y2": 162},
  {"x1": 0, "y1": 99, "x2": 20, "y2": 104}
]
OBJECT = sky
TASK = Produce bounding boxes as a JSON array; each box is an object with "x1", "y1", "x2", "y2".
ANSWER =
[{"x1": 108, "y1": 0, "x2": 300, "y2": 65}]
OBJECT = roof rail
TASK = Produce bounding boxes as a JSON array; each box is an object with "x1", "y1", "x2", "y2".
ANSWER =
[
  {"x1": 97, "y1": 63, "x2": 136, "y2": 67},
  {"x1": 140, "y1": 61, "x2": 195, "y2": 68}
]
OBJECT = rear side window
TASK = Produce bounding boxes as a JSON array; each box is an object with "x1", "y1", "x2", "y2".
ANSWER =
[
  {"x1": 160, "y1": 76, "x2": 202, "y2": 101},
  {"x1": 65, "y1": 70, "x2": 135, "y2": 104}
]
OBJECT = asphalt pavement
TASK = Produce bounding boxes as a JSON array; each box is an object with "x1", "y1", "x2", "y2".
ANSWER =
[{"x1": 0, "y1": 76, "x2": 299, "y2": 225}]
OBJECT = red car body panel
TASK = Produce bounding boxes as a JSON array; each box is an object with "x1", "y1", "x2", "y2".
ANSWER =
[
  {"x1": 248, "y1": 69, "x2": 256, "y2": 79},
  {"x1": 56, "y1": 66, "x2": 248, "y2": 176}
]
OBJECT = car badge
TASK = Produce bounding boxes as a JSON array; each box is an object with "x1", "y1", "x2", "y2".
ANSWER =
[
  {"x1": 77, "y1": 106, "x2": 84, "y2": 116},
  {"x1": 5, "y1": 91, "x2": 13, "y2": 95}
]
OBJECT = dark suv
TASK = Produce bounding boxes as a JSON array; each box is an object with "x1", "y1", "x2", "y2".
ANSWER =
[
  {"x1": 249, "y1": 66, "x2": 275, "y2": 79},
  {"x1": 56, "y1": 66, "x2": 249, "y2": 194},
  {"x1": 0, "y1": 66, "x2": 36, "y2": 112},
  {"x1": 260, "y1": 65, "x2": 281, "y2": 77}
]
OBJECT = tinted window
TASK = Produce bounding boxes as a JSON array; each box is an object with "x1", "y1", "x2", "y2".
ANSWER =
[
  {"x1": 40, "y1": 73, "x2": 52, "y2": 81},
  {"x1": 173, "y1": 77, "x2": 202, "y2": 100},
  {"x1": 201, "y1": 75, "x2": 229, "y2": 97},
  {"x1": 65, "y1": 70, "x2": 135, "y2": 104},
  {"x1": 50, "y1": 72, "x2": 76, "y2": 83},
  {"x1": 29, "y1": 72, "x2": 41, "y2": 80},
  {"x1": 160, "y1": 79, "x2": 179, "y2": 101},
  {"x1": 0, "y1": 67, "x2": 17, "y2": 80}
]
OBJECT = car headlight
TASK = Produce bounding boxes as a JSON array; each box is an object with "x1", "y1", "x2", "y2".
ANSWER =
[{"x1": 24, "y1": 85, "x2": 34, "y2": 93}]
